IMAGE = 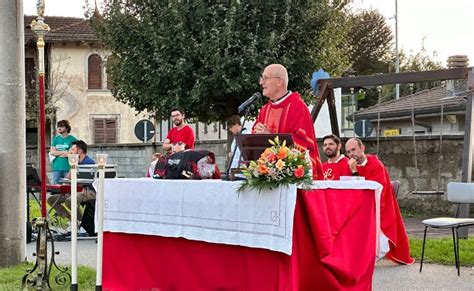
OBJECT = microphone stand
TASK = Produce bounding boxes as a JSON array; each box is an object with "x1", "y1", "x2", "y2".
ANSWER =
[{"x1": 222, "y1": 104, "x2": 254, "y2": 181}]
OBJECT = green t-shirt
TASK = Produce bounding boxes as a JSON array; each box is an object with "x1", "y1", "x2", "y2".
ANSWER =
[{"x1": 51, "y1": 134, "x2": 77, "y2": 171}]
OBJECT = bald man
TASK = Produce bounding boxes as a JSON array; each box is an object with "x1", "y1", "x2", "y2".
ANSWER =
[
  {"x1": 346, "y1": 137, "x2": 414, "y2": 265},
  {"x1": 253, "y1": 64, "x2": 323, "y2": 179}
]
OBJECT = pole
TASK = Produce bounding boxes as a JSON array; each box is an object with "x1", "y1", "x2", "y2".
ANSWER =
[
  {"x1": 459, "y1": 67, "x2": 474, "y2": 238},
  {"x1": 0, "y1": 0, "x2": 26, "y2": 267},
  {"x1": 395, "y1": 0, "x2": 400, "y2": 99},
  {"x1": 30, "y1": 2, "x2": 50, "y2": 217},
  {"x1": 69, "y1": 154, "x2": 79, "y2": 290},
  {"x1": 96, "y1": 154, "x2": 108, "y2": 290}
]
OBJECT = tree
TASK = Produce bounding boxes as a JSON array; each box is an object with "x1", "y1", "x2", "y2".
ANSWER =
[
  {"x1": 347, "y1": 9, "x2": 443, "y2": 108},
  {"x1": 348, "y1": 9, "x2": 393, "y2": 76},
  {"x1": 90, "y1": 0, "x2": 351, "y2": 122},
  {"x1": 395, "y1": 47, "x2": 443, "y2": 97}
]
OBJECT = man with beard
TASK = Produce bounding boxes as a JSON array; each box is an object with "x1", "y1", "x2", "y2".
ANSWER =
[
  {"x1": 345, "y1": 137, "x2": 414, "y2": 265},
  {"x1": 253, "y1": 64, "x2": 323, "y2": 179},
  {"x1": 163, "y1": 107, "x2": 195, "y2": 153},
  {"x1": 321, "y1": 134, "x2": 350, "y2": 180}
]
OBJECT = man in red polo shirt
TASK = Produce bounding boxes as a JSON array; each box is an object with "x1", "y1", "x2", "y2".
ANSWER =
[
  {"x1": 322, "y1": 134, "x2": 351, "y2": 180},
  {"x1": 163, "y1": 107, "x2": 195, "y2": 154},
  {"x1": 346, "y1": 137, "x2": 414, "y2": 265}
]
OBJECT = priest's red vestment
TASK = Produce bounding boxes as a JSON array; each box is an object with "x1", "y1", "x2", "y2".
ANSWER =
[
  {"x1": 357, "y1": 154, "x2": 414, "y2": 265},
  {"x1": 253, "y1": 92, "x2": 323, "y2": 179},
  {"x1": 322, "y1": 156, "x2": 351, "y2": 180}
]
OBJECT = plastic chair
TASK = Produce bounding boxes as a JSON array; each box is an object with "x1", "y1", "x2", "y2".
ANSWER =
[{"x1": 419, "y1": 182, "x2": 474, "y2": 275}]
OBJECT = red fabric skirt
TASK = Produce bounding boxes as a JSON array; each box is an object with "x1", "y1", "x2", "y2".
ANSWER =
[{"x1": 102, "y1": 188, "x2": 376, "y2": 290}]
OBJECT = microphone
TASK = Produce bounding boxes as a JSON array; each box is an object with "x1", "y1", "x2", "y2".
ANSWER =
[{"x1": 238, "y1": 92, "x2": 262, "y2": 114}]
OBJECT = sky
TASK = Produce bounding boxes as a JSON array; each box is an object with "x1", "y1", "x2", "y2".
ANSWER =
[{"x1": 23, "y1": 0, "x2": 474, "y2": 67}]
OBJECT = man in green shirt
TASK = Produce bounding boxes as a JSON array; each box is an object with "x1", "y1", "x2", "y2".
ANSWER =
[{"x1": 49, "y1": 120, "x2": 77, "y2": 184}]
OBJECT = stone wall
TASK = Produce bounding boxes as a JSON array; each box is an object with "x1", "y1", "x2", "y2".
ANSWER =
[
  {"x1": 27, "y1": 140, "x2": 229, "y2": 179},
  {"x1": 27, "y1": 135, "x2": 469, "y2": 214},
  {"x1": 332, "y1": 135, "x2": 466, "y2": 215}
]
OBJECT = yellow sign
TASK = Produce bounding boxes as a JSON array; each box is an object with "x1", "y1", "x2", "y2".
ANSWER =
[{"x1": 384, "y1": 129, "x2": 400, "y2": 136}]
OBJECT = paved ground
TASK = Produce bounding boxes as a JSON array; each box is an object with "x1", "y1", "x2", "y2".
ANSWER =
[{"x1": 25, "y1": 217, "x2": 474, "y2": 290}]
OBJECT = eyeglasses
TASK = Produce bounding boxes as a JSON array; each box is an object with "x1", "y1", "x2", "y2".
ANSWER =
[{"x1": 259, "y1": 75, "x2": 280, "y2": 82}]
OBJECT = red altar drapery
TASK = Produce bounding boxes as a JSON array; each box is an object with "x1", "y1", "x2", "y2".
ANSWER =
[{"x1": 102, "y1": 188, "x2": 377, "y2": 290}]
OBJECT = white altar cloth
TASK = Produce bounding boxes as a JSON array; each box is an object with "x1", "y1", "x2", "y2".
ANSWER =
[{"x1": 97, "y1": 178, "x2": 297, "y2": 255}]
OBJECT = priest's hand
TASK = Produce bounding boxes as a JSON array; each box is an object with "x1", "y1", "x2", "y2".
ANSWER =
[
  {"x1": 348, "y1": 158, "x2": 358, "y2": 173},
  {"x1": 254, "y1": 122, "x2": 271, "y2": 134}
]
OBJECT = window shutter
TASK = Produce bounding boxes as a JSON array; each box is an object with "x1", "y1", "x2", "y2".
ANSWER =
[
  {"x1": 105, "y1": 119, "x2": 117, "y2": 143},
  {"x1": 94, "y1": 118, "x2": 117, "y2": 144},
  {"x1": 88, "y1": 54, "x2": 102, "y2": 89}
]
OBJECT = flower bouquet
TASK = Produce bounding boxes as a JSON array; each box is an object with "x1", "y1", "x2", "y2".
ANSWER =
[{"x1": 238, "y1": 136, "x2": 312, "y2": 192}]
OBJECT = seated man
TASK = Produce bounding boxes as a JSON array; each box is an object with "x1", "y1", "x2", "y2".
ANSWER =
[
  {"x1": 345, "y1": 137, "x2": 414, "y2": 265},
  {"x1": 162, "y1": 107, "x2": 195, "y2": 154},
  {"x1": 47, "y1": 140, "x2": 96, "y2": 223},
  {"x1": 322, "y1": 134, "x2": 351, "y2": 180}
]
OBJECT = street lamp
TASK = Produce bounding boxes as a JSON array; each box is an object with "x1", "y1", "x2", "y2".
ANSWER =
[{"x1": 30, "y1": 0, "x2": 50, "y2": 219}]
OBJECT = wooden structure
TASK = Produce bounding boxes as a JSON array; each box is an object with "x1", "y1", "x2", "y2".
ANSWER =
[{"x1": 312, "y1": 67, "x2": 474, "y2": 236}]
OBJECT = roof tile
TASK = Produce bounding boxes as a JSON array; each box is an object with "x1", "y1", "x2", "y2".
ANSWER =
[{"x1": 24, "y1": 15, "x2": 98, "y2": 43}]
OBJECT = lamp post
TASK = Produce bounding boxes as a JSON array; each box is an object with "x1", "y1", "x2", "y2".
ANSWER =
[
  {"x1": 395, "y1": 0, "x2": 400, "y2": 99},
  {"x1": 31, "y1": 0, "x2": 50, "y2": 218},
  {"x1": 22, "y1": 1, "x2": 70, "y2": 288}
]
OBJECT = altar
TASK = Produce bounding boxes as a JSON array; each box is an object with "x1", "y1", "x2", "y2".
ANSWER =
[{"x1": 99, "y1": 179, "x2": 382, "y2": 290}]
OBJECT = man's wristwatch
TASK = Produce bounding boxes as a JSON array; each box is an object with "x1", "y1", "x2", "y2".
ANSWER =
[{"x1": 351, "y1": 171, "x2": 359, "y2": 176}]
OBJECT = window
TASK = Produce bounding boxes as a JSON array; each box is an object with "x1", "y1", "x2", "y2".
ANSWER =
[
  {"x1": 88, "y1": 54, "x2": 102, "y2": 90},
  {"x1": 93, "y1": 118, "x2": 117, "y2": 144},
  {"x1": 341, "y1": 95, "x2": 356, "y2": 130}
]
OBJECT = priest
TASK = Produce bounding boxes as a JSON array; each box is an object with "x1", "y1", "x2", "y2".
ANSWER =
[
  {"x1": 346, "y1": 137, "x2": 414, "y2": 265},
  {"x1": 253, "y1": 64, "x2": 323, "y2": 180},
  {"x1": 322, "y1": 134, "x2": 351, "y2": 180}
]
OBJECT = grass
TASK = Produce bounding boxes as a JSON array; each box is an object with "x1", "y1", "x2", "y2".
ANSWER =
[
  {"x1": 28, "y1": 198, "x2": 81, "y2": 229},
  {"x1": 410, "y1": 237, "x2": 474, "y2": 266},
  {"x1": 0, "y1": 262, "x2": 96, "y2": 290}
]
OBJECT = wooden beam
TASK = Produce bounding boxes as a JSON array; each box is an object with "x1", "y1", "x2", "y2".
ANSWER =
[
  {"x1": 318, "y1": 68, "x2": 469, "y2": 88},
  {"x1": 311, "y1": 81, "x2": 330, "y2": 122},
  {"x1": 458, "y1": 67, "x2": 474, "y2": 238},
  {"x1": 327, "y1": 89, "x2": 340, "y2": 137}
]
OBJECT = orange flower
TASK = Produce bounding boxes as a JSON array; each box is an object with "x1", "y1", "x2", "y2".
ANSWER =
[
  {"x1": 257, "y1": 164, "x2": 269, "y2": 175},
  {"x1": 278, "y1": 146, "x2": 288, "y2": 159},
  {"x1": 294, "y1": 165, "x2": 305, "y2": 178}
]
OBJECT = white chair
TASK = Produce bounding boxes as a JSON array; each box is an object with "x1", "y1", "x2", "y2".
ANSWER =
[{"x1": 419, "y1": 182, "x2": 474, "y2": 275}]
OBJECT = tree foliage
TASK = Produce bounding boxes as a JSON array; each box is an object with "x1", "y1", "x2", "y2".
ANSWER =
[
  {"x1": 91, "y1": 0, "x2": 350, "y2": 122},
  {"x1": 346, "y1": 9, "x2": 443, "y2": 109},
  {"x1": 348, "y1": 9, "x2": 393, "y2": 76}
]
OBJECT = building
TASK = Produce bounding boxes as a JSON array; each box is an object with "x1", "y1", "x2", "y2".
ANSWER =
[
  {"x1": 349, "y1": 84, "x2": 466, "y2": 137},
  {"x1": 24, "y1": 16, "x2": 225, "y2": 146}
]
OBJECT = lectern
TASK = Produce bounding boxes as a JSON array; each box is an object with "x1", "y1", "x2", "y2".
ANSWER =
[{"x1": 234, "y1": 133, "x2": 294, "y2": 163}]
